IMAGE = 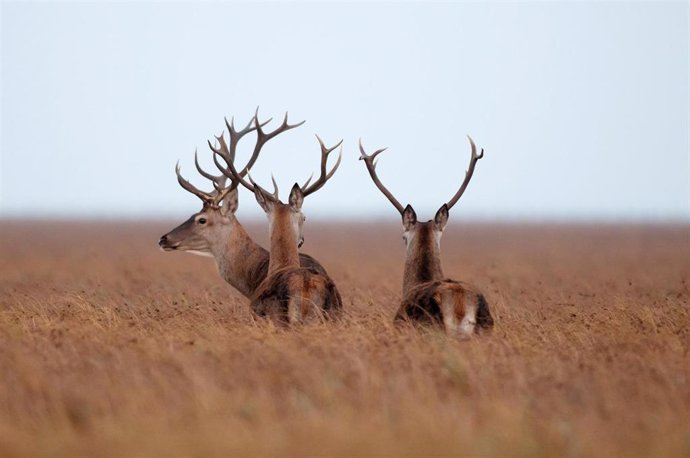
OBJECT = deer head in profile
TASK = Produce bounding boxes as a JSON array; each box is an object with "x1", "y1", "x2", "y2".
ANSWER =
[
  {"x1": 358, "y1": 136, "x2": 494, "y2": 337},
  {"x1": 158, "y1": 114, "x2": 273, "y2": 257}
]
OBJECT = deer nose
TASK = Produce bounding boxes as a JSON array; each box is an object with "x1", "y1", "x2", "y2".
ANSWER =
[{"x1": 158, "y1": 235, "x2": 168, "y2": 247}]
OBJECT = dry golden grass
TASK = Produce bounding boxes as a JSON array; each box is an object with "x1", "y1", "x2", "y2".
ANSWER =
[{"x1": 0, "y1": 220, "x2": 689, "y2": 457}]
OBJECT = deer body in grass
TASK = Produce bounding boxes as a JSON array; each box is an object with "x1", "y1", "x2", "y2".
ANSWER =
[
  {"x1": 218, "y1": 129, "x2": 343, "y2": 324},
  {"x1": 158, "y1": 112, "x2": 341, "y2": 307},
  {"x1": 359, "y1": 137, "x2": 494, "y2": 337}
]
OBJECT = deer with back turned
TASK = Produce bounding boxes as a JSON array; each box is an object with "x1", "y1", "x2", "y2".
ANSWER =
[
  {"x1": 216, "y1": 126, "x2": 343, "y2": 324},
  {"x1": 358, "y1": 137, "x2": 494, "y2": 337}
]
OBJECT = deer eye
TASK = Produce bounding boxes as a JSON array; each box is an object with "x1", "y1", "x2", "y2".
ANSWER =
[{"x1": 198, "y1": 218, "x2": 207, "y2": 224}]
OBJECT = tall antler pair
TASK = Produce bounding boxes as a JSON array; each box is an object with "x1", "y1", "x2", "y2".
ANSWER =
[{"x1": 358, "y1": 136, "x2": 484, "y2": 214}]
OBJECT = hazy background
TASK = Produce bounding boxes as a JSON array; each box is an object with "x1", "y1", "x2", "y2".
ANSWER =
[{"x1": 1, "y1": 1, "x2": 688, "y2": 221}]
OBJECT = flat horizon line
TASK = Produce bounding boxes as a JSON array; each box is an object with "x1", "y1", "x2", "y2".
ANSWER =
[{"x1": 1, "y1": 215, "x2": 688, "y2": 227}]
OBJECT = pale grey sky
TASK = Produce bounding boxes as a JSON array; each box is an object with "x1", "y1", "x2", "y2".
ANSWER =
[{"x1": 1, "y1": 1, "x2": 688, "y2": 220}]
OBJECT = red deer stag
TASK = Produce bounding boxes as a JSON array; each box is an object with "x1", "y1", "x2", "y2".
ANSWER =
[
  {"x1": 215, "y1": 126, "x2": 342, "y2": 324},
  {"x1": 358, "y1": 136, "x2": 494, "y2": 337},
  {"x1": 158, "y1": 112, "x2": 341, "y2": 307}
]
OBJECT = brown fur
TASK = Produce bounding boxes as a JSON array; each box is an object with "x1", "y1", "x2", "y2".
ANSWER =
[
  {"x1": 246, "y1": 252, "x2": 333, "y2": 296},
  {"x1": 396, "y1": 279, "x2": 493, "y2": 332},
  {"x1": 253, "y1": 203, "x2": 342, "y2": 324},
  {"x1": 267, "y1": 207, "x2": 301, "y2": 274},
  {"x1": 250, "y1": 267, "x2": 342, "y2": 323},
  {"x1": 398, "y1": 222, "x2": 494, "y2": 334},
  {"x1": 402, "y1": 222, "x2": 444, "y2": 295},
  {"x1": 160, "y1": 211, "x2": 340, "y2": 303}
]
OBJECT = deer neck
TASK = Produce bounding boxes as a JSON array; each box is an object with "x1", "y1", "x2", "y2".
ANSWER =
[
  {"x1": 403, "y1": 225, "x2": 444, "y2": 295},
  {"x1": 211, "y1": 219, "x2": 268, "y2": 297},
  {"x1": 268, "y1": 208, "x2": 300, "y2": 274}
]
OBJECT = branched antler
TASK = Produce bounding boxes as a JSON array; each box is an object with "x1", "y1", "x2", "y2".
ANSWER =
[
  {"x1": 175, "y1": 161, "x2": 233, "y2": 207},
  {"x1": 214, "y1": 111, "x2": 341, "y2": 202},
  {"x1": 209, "y1": 111, "x2": 270, "y2": 180},
  {"x1": 194, "y1": 149, "x2": 226, "y2": 193},
  {"x1": 358, "y1": 139, "x2": 404, "y2": 214},
  {"x1": 176, "y1": 110, "x2": 268, "y2": 208},
  {"x1": 301, "y1": 135, "x2": 343, "y2": 197},
  {"x1": 179, "y1": 110, "x2": 341, "y2": 206},
  {"x1": 213, "y1": 111, "x2": 306, "y2": 202}
]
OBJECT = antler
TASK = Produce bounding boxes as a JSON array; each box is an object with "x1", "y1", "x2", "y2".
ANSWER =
[
  {"x1": 176, "y1": 110, "x2": 273, "y2": 207},
  {"x1": 175, "y1": 161, "x2": 233, "y2": 207},
  {"x1": 445, "y1": 136, "x2": 484, "y2": 210},
  {"x1": 194, "y1": 149, "x2": 226, "y2": 193},
  {"x1": 213, "y1": 110, "x2": 305, "y2": 203},
  {"x1": 208, "y1": 111, "x2": 271, "y2": 180},
  {"x1": 300, "y1": 135, "x2": 343, "y2": 197},
  {"x1": 358, "y1": 139, "x2": 405, "y2": 215}
]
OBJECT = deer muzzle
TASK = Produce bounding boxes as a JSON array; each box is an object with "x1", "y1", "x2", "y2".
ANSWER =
[{"x1": 158, "y1": 235, "x2": 179, "y2": 251}]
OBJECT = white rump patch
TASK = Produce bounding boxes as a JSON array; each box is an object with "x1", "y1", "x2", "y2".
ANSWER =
[{"x1": 458, "y1": 301, "x2": 477, "y2": 339}]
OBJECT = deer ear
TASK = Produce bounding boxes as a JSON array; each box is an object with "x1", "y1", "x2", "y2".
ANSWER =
[
  {"x1": 288, "y1": 183, "x2": 304, "y2": 211},
  {"x1": 222, "y1": 187, "x2": 239, "y2": 215},
  {"x1": 434, "y1": 204, "x2": 449, "y2": 231},
  {"x1": 254, "y1": 189, "x2": 272, "y2": 213},
  {"x1": 402, "y1": 204, "x2": 417, "y2": 231}
]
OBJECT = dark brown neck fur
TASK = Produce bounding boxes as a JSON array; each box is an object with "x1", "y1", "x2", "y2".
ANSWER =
[
  {"x1": 268, "y1": 205, "x2": 300, "y2": 274},
  {"x1": 403, "y1": 222, "x2": 444, "y2": 295}
]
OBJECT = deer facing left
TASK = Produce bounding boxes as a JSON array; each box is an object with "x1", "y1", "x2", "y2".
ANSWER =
[{"x1": 217, "y1": 128, "x2": 343, "y2": 324}]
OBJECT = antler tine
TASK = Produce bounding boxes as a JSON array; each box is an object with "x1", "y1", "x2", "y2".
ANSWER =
[
  {"x1": 225, "y1": 114, "x2": 261, "y2": 137},
  {"x1": 207, "y1": 135, "x2": 229, "y2": 161},
  {"x1": 209, "y1": 109, "x2": 307, "y2": 203},
  {"x1": 223, "y1": 114, "x2": 263, "y2": 164},
  {"x1": 301, "y1": 173, "x2": 314, "y2": 190},
  {"x1": 225, "y1": 115, "x2": 255, "y2": 137},
  {"x1": 212, "y1": 147, "x2": 236, "y2": 182},
  {"x1": 213, "y1": 147, "x2": 278, "y2": 203},
  {"x1": 301, "y1": 135, "x2": 343, "y2": 197},
  {"x1": 255, "y1": 111, "x2": 306, "y2": 142},
  {"x1": 358, "y1": 139, "x2": 405, "y2": 215},
  {"x1": 208, "y1": 137, "x2": 240, "y2": 193},
  {"x1": 270, "y1": 174, "x2": 280, "y2": 200},
  {"x1": 176, "y1": 161, "x2": 213, "y2": 203},
  {"x1": 194, "y1": 148, "x2": 227, "y2": 192},
  {"x1": 445, "y1": 135, "x2": 485, "y2": 211},
  {"x1": 324, "y1": 148, "x2": 342, "y2": 181},
  {"x1": 209, "y1": 113, "x2": 261, "y2": 187},
  {"x1": 248, "y1": 172, "x2": 279, "y2": 203},
  {"x1": 253, "y1": 107, "x2": 274, "y2": 130},
  {"x1": 226, "y1": 110, "x2": 304, "y2": 179}
]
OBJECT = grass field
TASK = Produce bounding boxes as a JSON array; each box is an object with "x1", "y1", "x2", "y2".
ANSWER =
[{"x1": 0, "y1": 220, "x2": 688, "y2": 457}]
